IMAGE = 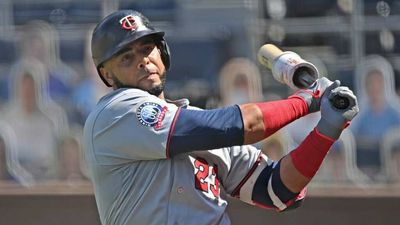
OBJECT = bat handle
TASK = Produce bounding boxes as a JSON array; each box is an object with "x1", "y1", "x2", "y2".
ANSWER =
[
  {"x1": 296, "y1": 73, "x2": 350, "y2": 110},
  {"x1": 330, "y1": 94, "x2": 350, "y2": 110}
]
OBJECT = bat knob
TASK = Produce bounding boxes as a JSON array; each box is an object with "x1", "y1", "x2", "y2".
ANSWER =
[{"x1": 330, "y1": 95, "x2": 350, "y2": 110}]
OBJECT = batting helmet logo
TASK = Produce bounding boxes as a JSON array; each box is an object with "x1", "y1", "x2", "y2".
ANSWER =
[{"x1": 119, "y1": 15, "x2": 138, "y2": 31}]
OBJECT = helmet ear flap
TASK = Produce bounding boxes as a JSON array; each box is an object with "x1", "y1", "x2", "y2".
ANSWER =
[
  {"x1": 158, "y1": 39, "x2": 171, "y2": 70},
  {"x1": 97, "y1": 65, "x2": 112, "y2": 87}
]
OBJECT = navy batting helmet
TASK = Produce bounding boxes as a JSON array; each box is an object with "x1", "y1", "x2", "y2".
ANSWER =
[{"x1": 91, "y1": 10, "x2": 170, "y2": 87}]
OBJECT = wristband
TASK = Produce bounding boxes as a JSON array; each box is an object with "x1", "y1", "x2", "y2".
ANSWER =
[{"x1": 289, "y1": 128, "x2": 335, "y2": 178}]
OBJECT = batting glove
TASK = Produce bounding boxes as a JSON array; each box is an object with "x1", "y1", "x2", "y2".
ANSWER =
[
  {"x1": 289, "y1": 77, "x2": 336, "y2": 113},
  {"x1": 316, "y1": 83, "x2": 359, "y2": 140}
]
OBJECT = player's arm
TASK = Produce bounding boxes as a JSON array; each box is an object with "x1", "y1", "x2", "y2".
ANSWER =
[
  {"x1": 168, "y1": 78, "x2": 333, "y2": 156},
  {"x1": 233, "y1": 84, "x2": 359, "y2": 211}
]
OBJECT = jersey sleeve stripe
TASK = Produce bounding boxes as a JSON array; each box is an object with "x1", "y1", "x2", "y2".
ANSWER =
[
  {"x1": 238, "y1": 154, "x2": 270, "y2": 205},
  {"x1": 251, "y1": 160, "x2": 306, "y2": 212},
  {"x1": 267, "y1": 175, "x2": 287, "y2": 210},
  {"x1": 165, "y1": 107, "x2": 182, "y2": 158},
  {"x1": 231, "y1": 152, "x2": 262, "y2": 197}
]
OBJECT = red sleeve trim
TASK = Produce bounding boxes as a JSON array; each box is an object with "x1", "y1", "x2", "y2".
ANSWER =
[
  {"x1": 256, "y1": 98, "x2": 308, "y2": 138},
  {"x1": 231, "y1": 152, "x2": 262, "y2": 197},
  {"x1": 165, "y1": 107, "x2": 182, "y2": 158},
  {"x1": 315, "y1": 127, "x2": 336, "y2": 142}
]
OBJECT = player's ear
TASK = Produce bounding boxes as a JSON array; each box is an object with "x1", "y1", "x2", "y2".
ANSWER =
[{"x1": 99, "y1": 66, "x2": 114, "y2": 87}]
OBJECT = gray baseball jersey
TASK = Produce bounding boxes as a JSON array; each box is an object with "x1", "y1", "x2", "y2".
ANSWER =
[{"x1": 83, "y1": 88, "x2": 275, "y2": 225}]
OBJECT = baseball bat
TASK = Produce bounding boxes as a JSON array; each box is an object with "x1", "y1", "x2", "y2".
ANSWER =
[{"x1": 257, "y1": 44, "x2": 349, "y2": 110}]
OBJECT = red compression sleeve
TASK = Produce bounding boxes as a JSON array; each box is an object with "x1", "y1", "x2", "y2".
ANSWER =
[
  {"x1": 290, "y1": 128, "x2": 335, "y2": 178},
  {"x1": 256, "y1": 97, "x2": 308, "y2": 137}
]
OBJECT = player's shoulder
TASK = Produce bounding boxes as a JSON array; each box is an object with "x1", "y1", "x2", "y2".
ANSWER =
[
  {"x1": 101, "y1": 88, "x2": 163, "y2": 109},
  {"x1": 107, "y1": 88, "x2": 153, "y2": 101},
  {"x1": 85, "y1": 88, "x2": 166, "y2": 124}
]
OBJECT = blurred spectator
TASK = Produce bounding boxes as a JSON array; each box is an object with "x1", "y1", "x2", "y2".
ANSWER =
[
  {"x1": 381, "y1": 127, "x2": 400, "y2": 183},
  {"x1": 70, "y1": 28, "x2": 109, "y2": 125},
  {"x1": 9, "y1": 20, "x2": 79, "y2": 108},
  {"x1": 0, "y1": 121, "x2": 35, "y2": 186},
  {"x1": 1, "y1": 58, "x2": 68, "y2": 182},
  {"x1": 0, "y1": 38, "x2": 16, "y2": 106},
  {"x1": 351, "y1": 55, "x2": 400, "y2": 180},
  {"x1": 218, "y1": 58, "x2": 263, "y2": 106},
  {"x1": 58, "y1": 126, "x2": 88, "y2": 184},
  {"x1": 0, "y1": 136, "x2": 13, "y2": 181},
  {"x1": 260, "y1": 131, "x2": 288, "y2": 161}
]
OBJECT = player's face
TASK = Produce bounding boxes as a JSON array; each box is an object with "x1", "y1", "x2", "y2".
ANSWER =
[{"x1": 100, "y1": 36, "x2": 166, "y2": 97}]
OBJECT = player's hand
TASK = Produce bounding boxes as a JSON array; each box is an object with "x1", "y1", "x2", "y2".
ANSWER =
[
  {"x1": 316, "y1": 83, "x2": 359, "y2": 140},
  {"x1": 289, "y1": 77, "x2": 335, "y2": 113}
]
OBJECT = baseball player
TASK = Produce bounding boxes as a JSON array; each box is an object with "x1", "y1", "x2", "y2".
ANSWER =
[{"x1": 83, "y1": 10, "x2": 359, "y2": 225}]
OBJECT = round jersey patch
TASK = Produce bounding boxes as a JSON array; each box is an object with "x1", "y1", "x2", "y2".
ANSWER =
[{"x1": 136, "y1": 102, "x2": 163, "y2": 127}]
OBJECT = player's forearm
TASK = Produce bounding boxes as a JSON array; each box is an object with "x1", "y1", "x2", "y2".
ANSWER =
[
  {"x1": 279, "y1": 155, "x2": 311, "y2": 193},
  {"x1": 280, "y1": 128, "x2": 335, "y2": 192},
  {"x1": 240, "y1": 97, "x2": 308, "y2": 144}
]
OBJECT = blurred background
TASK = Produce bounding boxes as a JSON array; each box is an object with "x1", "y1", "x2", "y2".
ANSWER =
[{"x1": 0, "y1": 0, "x2": 400, "y2": 225}]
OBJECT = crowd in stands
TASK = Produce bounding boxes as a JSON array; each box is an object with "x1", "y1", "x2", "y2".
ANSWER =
[
  {"x1": 0, "y1": 20, "x2": 92, "y2": 186},
  {"x1": 0, "y1": 16, "x2": 400, "y2": 189}
]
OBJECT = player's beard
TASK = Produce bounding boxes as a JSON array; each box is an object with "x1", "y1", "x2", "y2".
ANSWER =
[
  {"x1": 147, "y1": 72, "x2": 166, "y2": 97},
  {"x1": 111, "y1": 71, "x2": 166, "y2": 97},
  {"x1": 112, "y1": 75, "x2": 126, "y2": 90}
]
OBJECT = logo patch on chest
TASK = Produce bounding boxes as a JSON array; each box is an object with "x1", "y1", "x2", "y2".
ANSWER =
[{"x1": 136, "y1": 102, "x2": 167, "y2": 128}]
